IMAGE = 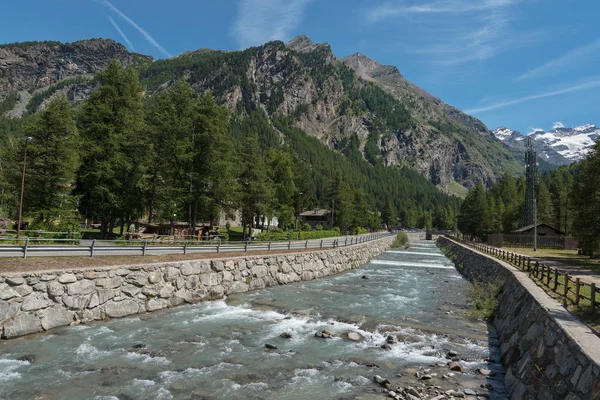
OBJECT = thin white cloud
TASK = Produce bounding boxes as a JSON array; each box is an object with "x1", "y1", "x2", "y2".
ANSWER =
[
  {"x1": 365, "y1": 0, "x2": 540, "y2": 68},
  {"x1": 552, "y1": 121, "x2": 564, "y2": 129},
  {"x1": 100, "y1": 0, "x2": 172, "y2": 58},
  {"x1": 367, "y1": 0, "x2": 515, "y2": 22},
  {"x1": 232, "y1": 0, "x2": 312, "y2": 49},
  {"x1": 515, "y1": 39, "x2": 600, "y2": 82},
  {"x1": 107, "y1": 16, "x2": 136, "y2": 52},
  {"x1": 465, "y1": 80, "x2": 600, "y2": 114}
]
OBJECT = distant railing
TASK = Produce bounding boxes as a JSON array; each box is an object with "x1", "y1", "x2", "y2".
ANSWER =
[
  {"x1": 487, "y1": 233, "x2": 578, "y2": 250},
  {"x1": 448, "y1": 235, "x2": 599, "y2": 316},
  {"x1": 0, "y1": 232, "x2": 393, "y2": 259}
]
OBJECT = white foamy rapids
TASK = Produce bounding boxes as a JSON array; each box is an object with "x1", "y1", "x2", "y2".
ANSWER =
[
  {"x1": 386, "y1": 250, "x2": 445, "y2": 257},
  {"x1": 371, "y1": 260, "x2": 454, "y2": 269},
  {"x1": 159, "y1": 364, "x2": 243, "y2": 385},
  {"x1": 125, "y1": 351, "x2": 171, "y2": 365},
  {"x1": 0, "y1": 358, "x2": 31, "y2": 384},
  {"x1": 75, "y1": 343, "x2": 112, "y2": 361}
]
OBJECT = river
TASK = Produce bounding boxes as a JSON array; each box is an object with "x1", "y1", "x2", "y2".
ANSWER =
[{"x1": 0, "y1": 240, "x2": 507, "y2": 399}]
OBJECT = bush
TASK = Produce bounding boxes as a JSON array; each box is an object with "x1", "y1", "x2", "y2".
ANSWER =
[
  {"x1": 302, "y1": 223, "x2": 312, "y2": 231},
  {"x1": 315, "y1": 224, "x2": 323, "y2": 231},
  {"x1": 225, "y1": 222, "x2": 231, "y2": 232},
  {"x1": 468, "y1": 281, "x2": 503, "y2": 320},
  {"x1": 353, "y1": 226, "x2": 367, "y2": 235},
  {"x1": 390, "y1": 232, "x2": 409, "y2": 248}
]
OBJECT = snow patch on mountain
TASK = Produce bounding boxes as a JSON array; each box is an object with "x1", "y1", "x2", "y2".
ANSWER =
[{"x1": 493, "y1": 124, "x2": 599, "y2": 165}]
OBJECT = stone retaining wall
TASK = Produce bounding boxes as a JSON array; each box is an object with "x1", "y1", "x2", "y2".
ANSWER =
[
  {"x1": 0, "y1": 236, "x2": 394, "y2": 339},
  {"x1": 438, "y1": 237, "x2": 600, "y2": 400}
]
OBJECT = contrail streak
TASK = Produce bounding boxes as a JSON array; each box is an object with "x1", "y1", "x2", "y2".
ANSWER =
[
  {"x1": 100, "y1": 0, "x2": 172, "y2": 57},
  {"x1": 107, "y1": 15, "x2": 136, "y2": 52}
]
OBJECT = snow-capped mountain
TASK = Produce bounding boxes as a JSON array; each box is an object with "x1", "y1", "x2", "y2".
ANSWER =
[{"x1": 492, "y1": 124, "x2": 599, "y2": 165}]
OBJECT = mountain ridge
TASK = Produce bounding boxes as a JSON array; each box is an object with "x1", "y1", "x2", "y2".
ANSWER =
[
  {"x1": 492, "y1": 124, "x2": 599, "y2": 165},
  {"x1": 1, "y1": 35, "x2": 524, "y2": 194}
]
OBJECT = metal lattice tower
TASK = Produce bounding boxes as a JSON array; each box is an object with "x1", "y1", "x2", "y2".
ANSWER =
[{"x1": 524, "y1": 137, "x2": 537, "y2": 226}]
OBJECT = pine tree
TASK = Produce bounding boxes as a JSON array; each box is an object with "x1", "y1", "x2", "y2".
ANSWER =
[
  {"x1": 76, "y1": 60, "x2": 148, "y2": 238},
  {"x1": 572, "y1": 142, "x2": 600, "y2": 256},
  {"x1": 536, "y1": 180, "x2": 553, "y2": 225},
  {"x1": 17, "y1": 96, "x2": 80, "y2": 226},
  {"x1": 145, "y1": 79, "x2": 196, "y2": 228},
  {"x1": 381, "y1": 199, "x2": 397, "y2": 229},
  {"x1": 239, "y1": 136, "x2": 273, "y2": 239}
]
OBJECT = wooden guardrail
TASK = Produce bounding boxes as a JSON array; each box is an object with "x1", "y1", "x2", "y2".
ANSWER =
[{"x1": 449, "y1": 235, "x2": 599, "y2": 315}]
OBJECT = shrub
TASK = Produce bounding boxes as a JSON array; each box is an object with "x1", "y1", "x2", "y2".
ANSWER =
[
  {"x1": 302, "y1": 223, "x2": 312, "y2": 231},
  {"x1": 390, "y1": 231, "x2": 409, "y2": 248},
  {"x1": 468, "y1": 281, "x2": 503, "y2": 320},
  {"x1": 225, "y1": 222, "x2": 231, "y2": 232},
  {"x1": 315, "y1": 224, "x2": 323, "y2": 231}
]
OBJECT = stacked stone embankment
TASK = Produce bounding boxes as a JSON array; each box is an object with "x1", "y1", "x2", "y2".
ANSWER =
[
  {"x1": 0, "y1": 236, "x2": 394, "y2": 339},
  {"x1": 438, "y1": 237, "x2": 600, "y2": 400}
]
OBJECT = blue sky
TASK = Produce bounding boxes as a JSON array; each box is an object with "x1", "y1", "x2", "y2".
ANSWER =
[{"x1": 2, "y1": 0, "x2": 598, "y2": 133}]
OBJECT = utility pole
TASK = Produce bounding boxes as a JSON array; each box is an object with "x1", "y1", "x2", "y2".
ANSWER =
[
  {"x1": 16, "y1": 137, "x2": 33, "y2": 239},
  {"x1": 524, "y1": 137, "x2": 538, "y2": 250}
]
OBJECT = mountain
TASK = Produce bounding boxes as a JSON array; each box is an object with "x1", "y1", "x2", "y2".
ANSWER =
[
  {"x1": 0, "y1": 35, "x2": 524, "y2": 194},
  {"x1": 492, "y1": 124, "x2": 599, "y2": 166},
  {"x1": 0, "y1": 38, "x2": 152, "y2": 117}
]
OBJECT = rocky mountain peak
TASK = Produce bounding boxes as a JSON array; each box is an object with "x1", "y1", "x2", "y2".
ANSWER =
[
  {"x1": 0, "y1": 38, "x2": 152, "y2": 97},
  {"x1": 286, "y1": 35, "x2": 327, "y2": 54},
  {"x1": 342, "y1": 53, "x2": 403, "y2": 81}
]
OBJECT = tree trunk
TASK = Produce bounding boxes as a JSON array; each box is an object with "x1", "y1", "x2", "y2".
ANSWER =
[{"x1": 148, "y1": 166, "x2": 158, "y2": 224}]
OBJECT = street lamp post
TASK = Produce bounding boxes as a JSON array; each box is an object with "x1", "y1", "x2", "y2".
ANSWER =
[
  {"x1": 297, "y1": 192, "x2": 303, "y2": 240},
  {"x1": 17, "y1": 137, "x2": 33, "y2": 239}
]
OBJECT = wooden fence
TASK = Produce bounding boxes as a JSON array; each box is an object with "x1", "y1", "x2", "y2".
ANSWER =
[
  {"x1": 487, "y1": 234, "x2": 578, "y2": 250},
  {"x1": 451, "y1": 237, "x2": 598, "y2": 315}
]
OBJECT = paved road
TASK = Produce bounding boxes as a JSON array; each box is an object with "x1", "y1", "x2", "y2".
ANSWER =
[{"x1": 0, "y1": 233, "x2": 393, "y2": 258}]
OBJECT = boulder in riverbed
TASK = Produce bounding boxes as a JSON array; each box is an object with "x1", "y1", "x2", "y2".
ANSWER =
[
  {"x1": 449, "y1": 361, "x2": 463, "y2": 372},
  {"x1": 341, "y1": 331, "x2": 364, "y2": 342}
]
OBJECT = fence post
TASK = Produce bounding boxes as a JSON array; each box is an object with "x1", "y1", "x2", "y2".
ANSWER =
[
  {"x1": 288, "y1": 240, "x2": 291, "y2": 250},
  {"x1": 90, "y1": 239, "x2": 96, "y2": 258},
  {"x1": 553, "y1": 269, "x2": 559, "y2": 291},
  {"x1": 320, "y1": 240, "x2": 323, "y2": 249},
  {"x1": 575, "y1": 278, "x2": 581, "y2": 305},
  {"x1": 23, "y1": 237, "x2": 29, "y2": 259},
  {"x1": 345, "y1": 238, "x2": 348, "y2": 246},
  {"x1": 591, "y1": 283, "x2": 596, "y2": 313},
  {"x1": 533, "y1": 261, "x2": 539, "y2": 277},
  {"x1": 142, "y1": 240, "x2": 147, "y2": 256},
  {"x1": 184, "y1": 241, "x2": 188, "y2": 255},
  {"x1": 564, "y1": 273, "x2": 570, "y2": 299},
  {"x1": 305, "y1": 240, "x2": 308, "y2": 249},
  {"x1": 217, "y1": 240, "x2": 221, "y2": 253},
  {"x1": 546, "y1": 267, "x2": 551, "y2": 286},
  {"x1": 245, "y1": 242, "x2": 248, "y2": 252},
  {"x1": 527, "y1": 258, "x2": 531, "y2": 271},
  {"x1": 268, "y1": 241, "x2": 271, "y2": 251}
]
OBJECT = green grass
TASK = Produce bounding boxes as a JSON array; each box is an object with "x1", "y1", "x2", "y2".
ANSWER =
[
  {"x1": 468, "y1": 281, "x2": 503, "y2": 320},
  {"x1": 502, "y1": 247, "x2": 600, "y2": 272}
]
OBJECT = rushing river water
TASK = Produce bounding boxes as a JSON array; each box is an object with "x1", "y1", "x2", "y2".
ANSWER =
[{"x1": 0, "y1": 240, "x2": 507, "y2": 400}]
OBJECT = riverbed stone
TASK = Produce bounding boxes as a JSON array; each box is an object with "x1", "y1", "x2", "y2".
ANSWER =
[
  {"x1": 104, "y1": 299, "x2": 139, "y2": 318},
  {"x1": 41, "y1": 306, "x2": 73, "y2": 330},
  {"x1": 67, "y1": 280, "x2": 95, "y2": 296},
  {"x1": 57, "y1": 273, "x2": 77, "y2": 284},
  {"x1": 2, "y1": 313, "x2": 41, "y2": 338}
]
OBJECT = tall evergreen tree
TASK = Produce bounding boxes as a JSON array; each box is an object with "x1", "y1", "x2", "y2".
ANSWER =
[
  {"x1": 14, "y1": 96, "x2": 79, "y2": 225},
  {"x1": 76, "y1": 60, "x2": 148, "y2": 238},
  {"x1": 572, "y1": 142, "x2": 600, "y2": 256}
]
